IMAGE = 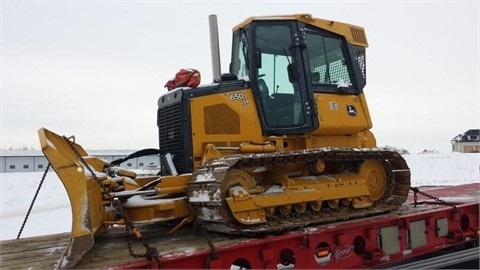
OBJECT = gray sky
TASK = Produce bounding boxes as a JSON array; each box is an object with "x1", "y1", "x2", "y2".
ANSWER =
[{"x1": 1, "y1": 0, "x2": 479, "y2": 153}]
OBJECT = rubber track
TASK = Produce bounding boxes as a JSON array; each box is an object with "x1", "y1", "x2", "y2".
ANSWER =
[{"x1": 187, "y1": 147, "x2": 411, "y2": 235}]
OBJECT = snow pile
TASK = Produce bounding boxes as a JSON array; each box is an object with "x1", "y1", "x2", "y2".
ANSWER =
[{"x1": 1, "y1": 152, "x2": 479, "y2": 241}]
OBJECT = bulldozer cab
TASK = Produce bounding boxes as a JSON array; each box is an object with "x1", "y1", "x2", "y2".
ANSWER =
[{"x1": 230, "y1": 14, "x2": 367, "y2": 136}]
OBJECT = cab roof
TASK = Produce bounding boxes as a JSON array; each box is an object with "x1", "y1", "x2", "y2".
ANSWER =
[{"x1": 232, "y1": 13, "x2": 368, "y2": 47}]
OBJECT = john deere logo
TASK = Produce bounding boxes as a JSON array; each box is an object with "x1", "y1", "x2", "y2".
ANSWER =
[{"x1": 346, "y1": 105, "x2": 357, "y2": 116}]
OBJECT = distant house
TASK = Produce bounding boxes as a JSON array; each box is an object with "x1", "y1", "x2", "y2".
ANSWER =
[{"x1": 451, "y1": 129, "x2": 480, "y2": 153}]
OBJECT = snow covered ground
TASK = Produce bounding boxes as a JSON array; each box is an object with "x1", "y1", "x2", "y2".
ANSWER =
[{"x1": 1, "y1": 152, "x2": 478, "y2": 241}]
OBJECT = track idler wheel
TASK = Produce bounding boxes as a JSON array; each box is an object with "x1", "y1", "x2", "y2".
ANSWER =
[
  {"x1": 221, "y1": 169, "x2": 255, "y2": 199},
  {"x1": 222, "y1": 169, "x2": 268, "y2": 225},
  {"x1": 359, "y1": 159, "x2": 387, "y2": 201}
]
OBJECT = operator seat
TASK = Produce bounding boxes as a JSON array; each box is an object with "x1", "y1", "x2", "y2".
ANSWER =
[
  {"x1": 258, "y1": 79, "x2": 269, "y2": 97},
  {"x1": 257, "y1": 78, "x2": 274, "y2": 106},
  {"x1": 257, "y1": 78, "x2": 276, "y2": 123},
  {"x1": 312, "y1": 72, "x2": 320, "y2": 83}
]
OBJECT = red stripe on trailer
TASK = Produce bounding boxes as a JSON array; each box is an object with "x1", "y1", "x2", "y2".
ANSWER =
[{"x1": 107, "y1": 184, "x2": 479, "y2": 269}]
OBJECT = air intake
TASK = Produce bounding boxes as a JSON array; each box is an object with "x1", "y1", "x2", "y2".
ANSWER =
[
  {"x1": 157, "y1": 99, "x2": 185, "y2": 174},
  {"x1": 350, "y1": 27, "x2": 368, "y2": 46}
]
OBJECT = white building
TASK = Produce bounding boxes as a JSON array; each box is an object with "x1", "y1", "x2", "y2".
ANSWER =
[{"x1": 0, "y1": 150, "x2": 160, "y2": 173}]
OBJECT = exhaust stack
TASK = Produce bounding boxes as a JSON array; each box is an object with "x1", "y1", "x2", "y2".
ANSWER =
[{"x1": 209, "y1": 14, "x2": 222, "y2": 83}]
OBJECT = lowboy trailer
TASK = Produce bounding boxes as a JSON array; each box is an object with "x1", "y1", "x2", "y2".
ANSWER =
[{"x1": 1, "y1": 183, "x2": 478, "y2": 269}]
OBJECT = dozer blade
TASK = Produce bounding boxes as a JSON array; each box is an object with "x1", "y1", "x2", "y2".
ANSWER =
[
  {"x1": 38, "y1": 128, "x2": 108, "y2": 269},
  {"x1": 56, "y1": 234, "x2": 94, "y2": 269}
]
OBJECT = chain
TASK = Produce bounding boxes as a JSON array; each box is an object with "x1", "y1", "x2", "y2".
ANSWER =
[
  {"x1": 124, "y1": 223, "x2": 160, "y2": 261},
  {"x1": 411, "y1": 187, "x2": 457, "y2": 211},
  {"x1": 63, "y1": 135, "x2": 100, "y2": 183},
  {"x1": 113, "y1": 200, "x2": 160, "y2": 266},
  {"x1": 194, "y1": 220, "x2": 218, "y2": 268},
  {"x1": 16, "y1": 163, "x2": 51, "y2": 239}
]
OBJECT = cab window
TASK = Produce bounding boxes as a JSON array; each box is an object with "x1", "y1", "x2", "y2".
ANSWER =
[
  {"x1": 254, "y1": 24, "x2": 305, "y2": 127},
  {"x1": 306, "y1": 30, "x2": 353, "y2": 90}
]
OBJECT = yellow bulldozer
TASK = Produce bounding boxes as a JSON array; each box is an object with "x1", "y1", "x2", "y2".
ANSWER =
[{"x1": 38, "y1": 14, "x2": 410, "y2": 268}]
